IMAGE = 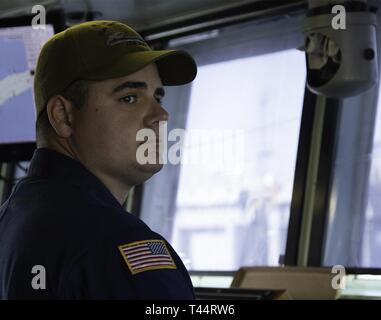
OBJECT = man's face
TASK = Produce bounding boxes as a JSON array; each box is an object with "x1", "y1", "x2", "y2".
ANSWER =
[{"x1": 71, "y1": 63, "x2": 169, "y2": 187}]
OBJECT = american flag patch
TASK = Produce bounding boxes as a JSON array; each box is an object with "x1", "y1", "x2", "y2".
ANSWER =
[{"x1": 118, "y1": 240, "x2": 177, "y2": 275}]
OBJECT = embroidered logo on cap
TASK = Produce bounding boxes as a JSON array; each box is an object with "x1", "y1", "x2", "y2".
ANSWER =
[
  {"x1": 118, "y1": 239, "x2": 177, "y2": 275},
  {"x1": 106, "y1": 31, "x2": 147, "y2": 47}
]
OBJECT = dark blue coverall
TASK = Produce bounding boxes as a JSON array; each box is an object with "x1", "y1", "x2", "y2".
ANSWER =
[{"x1": 0, "y1": 148, "x2": 194, "y2": 299}]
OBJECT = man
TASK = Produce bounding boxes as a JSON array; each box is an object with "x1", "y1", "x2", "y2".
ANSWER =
[{"x1": 0, "y1": 20, "x2": 197, "y2": 299}]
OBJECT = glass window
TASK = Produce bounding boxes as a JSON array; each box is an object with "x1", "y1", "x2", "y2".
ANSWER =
[
  {"x1": 323, "y1": 82, "x2": 381, "y2": 268},
  {"x1": 324, "y1": 82, "x2": 381, "y2": 268},
  {"x1": 172, "y1": 49, "x2": 306, "y2": 270},
  {"x1": 363, "y1": 93, "x2": 381, "y2": 267}
]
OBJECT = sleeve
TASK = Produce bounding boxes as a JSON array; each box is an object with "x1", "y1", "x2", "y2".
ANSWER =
[
  {"x1": 60, "y1": 243, "x2": 138, "y2": 300},
  {"x1": 5, "y1": 261, "x2": 54, "y2": 300},
  {"x1": 59, "y1": 237, "x2": 195, "y2": 300}
]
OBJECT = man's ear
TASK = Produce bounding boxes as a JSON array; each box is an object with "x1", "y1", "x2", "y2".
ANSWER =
[{"x1": 46, "y1": 95, "x2": 75, "y2": 138}]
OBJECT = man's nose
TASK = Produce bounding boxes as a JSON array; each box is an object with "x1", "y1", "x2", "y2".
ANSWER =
[
  {"x1": 157, "y1": 104, "x2": 169, "y2": 122},
  {"x1": 146, "y1": 99, "x2": 169, "y2": 125}
]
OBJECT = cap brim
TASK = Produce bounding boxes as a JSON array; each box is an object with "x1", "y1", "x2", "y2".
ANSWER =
[{"x1": 86, "y1": 49, "x2": 197, "y2": 86}]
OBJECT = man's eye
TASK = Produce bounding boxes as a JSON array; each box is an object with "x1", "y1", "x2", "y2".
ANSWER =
[{"x1": 120, "y1": 95, "x2": 137, "y2": 104}]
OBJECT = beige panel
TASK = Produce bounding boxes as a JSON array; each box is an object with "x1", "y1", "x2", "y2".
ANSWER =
[{"x1": 232, "y1": 266, "x2": 339, "y2": 300}]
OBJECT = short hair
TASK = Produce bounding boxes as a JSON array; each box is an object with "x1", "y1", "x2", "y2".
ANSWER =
[{"x1": 35, "y1": 79, "x2": 91, "y2": 143}]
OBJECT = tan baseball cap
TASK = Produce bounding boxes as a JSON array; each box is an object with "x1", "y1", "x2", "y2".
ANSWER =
[{"x1": 34, "y1": 20, "x2": 197, "y2": 118}]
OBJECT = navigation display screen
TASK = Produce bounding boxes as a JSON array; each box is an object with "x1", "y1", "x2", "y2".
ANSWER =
[{"x1": 0, "y1": 25, "x2": 54, "y2": 144}]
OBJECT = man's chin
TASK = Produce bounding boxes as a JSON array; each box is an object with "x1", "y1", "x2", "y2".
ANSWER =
[{"x1": 138, "y1": 162, "x2": 164, "y2": 174}]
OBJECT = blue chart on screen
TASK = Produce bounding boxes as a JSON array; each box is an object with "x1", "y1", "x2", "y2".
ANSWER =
[{"x1": 0, "y1": 35, "x2": 35, "y2": 143}]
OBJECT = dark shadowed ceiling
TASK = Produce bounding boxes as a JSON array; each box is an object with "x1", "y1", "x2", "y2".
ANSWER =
[{"x1": 0, "y1": 0, "x2": 269, "y2": 29}]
